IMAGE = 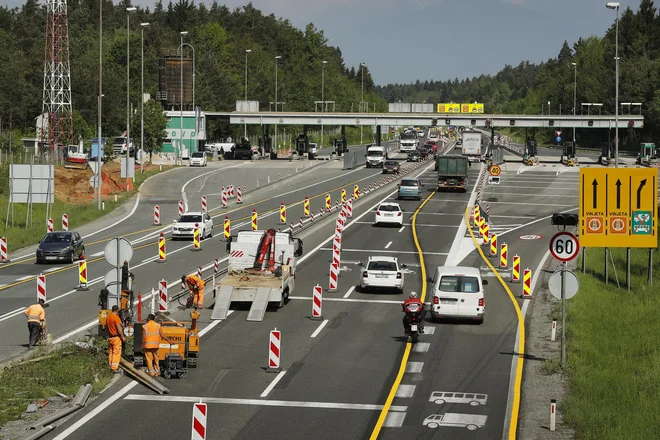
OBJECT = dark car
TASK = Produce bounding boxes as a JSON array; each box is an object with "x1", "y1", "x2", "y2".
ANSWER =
[
  {"x1": 421, "y1": 144, "x2": 435, "y2": 158},
  {"x1": 407, "y1": 151, "x2": 421, "y2": 162},
  {"x1": 382, "y1": 160, "x2": 401, "y2": 174},
  {"x1": 36, "y1": 231, "x2": 85, "y2": 264}
]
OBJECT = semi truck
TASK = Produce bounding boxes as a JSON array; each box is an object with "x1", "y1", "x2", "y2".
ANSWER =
[
  {"x1": 400, "y1": 130, "x2": 418, "y2": 153},
  {"x1": 461, "y1": 130, "x2": 482, "y2": 162},
  {"x1": 211, "y1": 229, "x2": 303, "y2": 322},
  {"x1": 435, "y1": 155, "x2": 469, "y2": 192}
]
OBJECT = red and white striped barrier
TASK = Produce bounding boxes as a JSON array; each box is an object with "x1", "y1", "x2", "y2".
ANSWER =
[
  {"x1": 214, "y1": 259, "x2": 219, "y2": 274},
  {"x1": 62, "y1": 213, "x2": 69, "y2": 231},
  {"x1": 289, "y1": 222, "x2": 294, "y2": 231},
  {"x1": 201, "y1": 195, "x2": 207, "y2": 213},
  {"x1": 158, "y1": 279, "x2": 168, "y2": 312},
  {"x1": 191, "y1": 402, "x2": 207, "y2": 440},
  {"x1": 346, "y1": 199, "x2": 353, "y2": 217},
  {"x1": 197, "y1": 266, "x2": 202, "y2": 279},
  {"x1": 178, "y1": 200, "x2": 184, "y2": 218},
  {"x1": 236, "y1": 186, "x2": 243, "y2": 204},
  {"x1": 329, "y1": 262, "x2": 339, "y2": 292},
  {"x1": 47, "y1": 218, "x2": 53, "y2": 233},
  {"x1": 332, "y1": 236, "x2": 341, "y2": 267},
  {"x1": 267, "y1": 328, "x2": 282, "y2": 373},
  {"x1": 311, "y1": 284, "x2": 323, "y2": 320},
  {"x1": 222, "y1": 189, "x2": 228, "y2": 208},
  {"x1": 37, "y1": 274, "x2": 46, "y2": 303},
  {"x1": 229, "y1": 185, "x2": 235, "y2": 197},
  {"x1": 153, "y1": 205, "x2": 161, "y2": 225},
  {"x1": 0, "y1": 237, "x2": 9, "y2": 263},
  {"x1": 299, "y1": 218, "x2": 303, "y2": 229}
]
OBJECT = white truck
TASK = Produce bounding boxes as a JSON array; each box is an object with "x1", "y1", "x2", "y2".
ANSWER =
[
  {"x1": 211, "y1": 230, "x2": 303, "y2": 322},
  {"x1": 400, "y1": 131, "x2": 418, "y2": 153},
  {"x1": 461, "y1": 130, "x2": 482, "y2": 162}
]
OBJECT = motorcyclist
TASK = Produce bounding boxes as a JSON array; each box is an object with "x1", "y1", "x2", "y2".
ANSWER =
[{"x1": 402, "y1": 292, "x2": 424, "y2": 334}]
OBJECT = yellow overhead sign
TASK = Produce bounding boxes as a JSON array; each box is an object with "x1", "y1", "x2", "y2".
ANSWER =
[
  {"x1": 437, "y1": 103, "x2": 461, "y2": 113},
  {"x1": 461, "y1": 103, "x2": 484, "y2": 113},
  {"x1": 579, "y1": 168, "x2": 657, "y2": 248}
]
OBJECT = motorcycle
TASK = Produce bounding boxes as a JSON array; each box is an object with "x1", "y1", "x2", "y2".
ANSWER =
[{"x1": 403, "y1": 302, "x2": 424, "y2": 343}]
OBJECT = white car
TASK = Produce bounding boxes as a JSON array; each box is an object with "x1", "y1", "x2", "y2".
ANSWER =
[
  {"x1": 172, "y1": 212, "x2": 213, "y2": 240},
  {"x1": 360, "y1": 256, "x2": 405, "y2": 293},
  {"x1": 374, "y1": 202, "x2": 403, "y2": 226},
  {"x1": 189, "y1": 151, "x2": 208, "y2": 167},
  {"x1": 308, "y1": 143, "x2": 318, "y2": 158}
]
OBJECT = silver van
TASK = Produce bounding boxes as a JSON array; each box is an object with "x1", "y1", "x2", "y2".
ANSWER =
[{"x1": 426, "y1": 266, "x2": 487, "y2": 323}]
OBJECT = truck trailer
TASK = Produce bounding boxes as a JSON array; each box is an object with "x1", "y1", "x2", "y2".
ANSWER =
[{"x1": 435, "y1": 155, "x2": 469, "y2": 192}]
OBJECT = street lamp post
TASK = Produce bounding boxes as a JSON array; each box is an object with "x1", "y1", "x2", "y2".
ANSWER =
[
  {"x1": 179, "y1": 31, "x2": 188, "y2": 164},
  {"x1": 321, "y1": 60, "x2": 327, "y2": 149},
  {"x1": 140, "y1": 22, "x2": 149, "y2": 174},
  {"x1": 177, "y1": 42, "x2": 195, "y2": 151},
  {"x1": 360, "y1": 62, "x2": 366, "y2": 144},
  {"x1": 572, "y1": 62, "x2": 577, "y2": 144},
  {"x1": 126, "y1": 7, "x2": 136, "y2": 176},
  {"x1": 607, "y1": 2, "x2": 620, "y2": 167},
  {"x1": 97, "y1": 0, "x2": 103, "y2": 209},
  {"x1": 244, "y1": 49, "x2": 252, "y2": 139},
  {"x1": 275, "y1": 55, "x2": 281, "y2": 151}
]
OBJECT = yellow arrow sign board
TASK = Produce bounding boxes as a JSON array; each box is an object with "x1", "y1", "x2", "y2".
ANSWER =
[{"x1": 579, "y1": 168, "x2": 658, "y2": 248}]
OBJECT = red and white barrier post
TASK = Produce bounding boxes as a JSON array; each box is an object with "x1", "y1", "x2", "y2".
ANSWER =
[
  {"x1": 311, "y1": 284, "x2": 323, "y2": 320},
  {"x1": 191, "y1": 402, "x2": 207, "y2": 440},
  {"x1": 201, "y1": 195, "x2": 207, "y2": 213},
  {"x1": 346, "y1": 199, "x2": 353, "y2": 218},
  {"x1": 197, "y1": 266, "x2": 202, "y2": 279},
  {"x1": 267, "y1": 328, "x2": 282, "y2": 373},
  {"x1": 178, "y1": 200, "x2": 184, "y2": 218},
  {"x1": 158, "y1": 279, "x2": 168, "y2": 313},
  {"x1": 47, "y1": 218, "x2": 53, "y2": 233},
  {"x1": 221, "y1": 188, "x2": 228, "y2": 208},
  {"x1": 0, "y1": 237, "x2": 10, "y2": 263},
  {"x1": 62, "y1": 213, "x2": 69, "y2": 231},
  {"x1": 329, "y1": 262, "x2": 339, "y2": 292},
  {"x1": 551, "y1": 318, "x2": 557, "y2": 342},
  {"x1": 236, "y1": 186, "x2": 243, "y2": 204},
  {"x1": 550, "y1": 399, "x2": 556, "y2": 431},
  {"x1": 153, "y1": 205, "x2": 161, "y2": 225},
  {"x1": 37, "y1": 274, "x2": 46, "y2": 303}
]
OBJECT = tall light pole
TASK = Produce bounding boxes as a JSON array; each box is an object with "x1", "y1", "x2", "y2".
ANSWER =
[
  {"x1": 321, "y1": 60, "x2": 327, "y2": 148},
  {"x1": 179, "y1": 31, "x2": 187, "y2": 163},
  {"x1": 140, "y1": 22, "x2": 149, "y2": 174},
  {"x1": 275, "y1": 55, "x2": 281, "y2": 151},
  {"x1": 178, "y1": 42, "x2": 195, "y2": 151},
  {"x1": 607, "y1": 2, "x2": 620, "y2": 167},
  {"x1": 244, "y1": 49, "x2": 252, "y2": 139},
  {"x1": 360, "y1": 62, "x2": 366, "y2": 144},
  {"x1": 126, "y1": 7, "x2": 136, "y2": 172},
  {"x1": 97, "y1": 0, "x2": 103, "y2": 208},
  {"x1": 572, "y1": 62, "x2": 577, "y2": 144}
]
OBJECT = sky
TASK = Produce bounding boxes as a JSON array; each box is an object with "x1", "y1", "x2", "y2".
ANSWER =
[{"x1": 5, "y1": 0, "x2": 640, "y2": 85}]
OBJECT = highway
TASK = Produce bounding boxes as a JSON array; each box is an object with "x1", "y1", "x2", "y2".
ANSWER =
[{"x1": 1, "y1": 128, "x2": 591, "y2": 440}]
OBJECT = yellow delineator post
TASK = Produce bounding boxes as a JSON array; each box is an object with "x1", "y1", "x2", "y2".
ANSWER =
[
  {"x1": 77, "y1": 259, "x2": 89, "y2": 291},
  {"x1": 224, "y1": 216, "x2": 230, "y2": 239},
  {"x1": 353, "y1": 184, "x2": 359, "y2": 199},
  {"x1": 473, "y1": 204, "x2": 481, "y2": 229},
  {"x1": 325, "y1": 194, "x2": 331, "y2": 211},
  {"x1": 157, "y1": 232, "x2": 166, "y2": 263},
  {"x1": 340, "y1": 189, "x2": 346, "y2": 204},
  {"x1": 500, "y1": 243, "x2": 508, "y2": 268},
  {"x1": 193, "y1": 227, "x2": 201, "y2": 251},
  {"x1": 512, "y1": 255, "x2": 521, "y2": 283},
  {"x1": 251, "y1": 209, "x2": 258, "y2": 231},
  {"x1": 522, "y1": 268, "x2": 532, "y2": 298},
  {"x1": 304, "y1": 196, "x2": 310, "y2": 217},
  {"x1": 482, "y1": 223, "x2": 490, "y2": 245},
  {"x1": 489, "y1": 233, "x2": 498, "y2": 257},
  {"x1": 279, "y1": 202, "x2": 287, "y2": 224}
]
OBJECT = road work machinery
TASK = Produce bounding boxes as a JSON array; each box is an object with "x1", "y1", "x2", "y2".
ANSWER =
[
  {"x1": 133, "y1": 310, "x2": 201, "y2": 378},
  {"x1": 212, "y1": 229, "x2": 303, "y2": 322},
  {"x1": 562, "y1": 142, "x2": 578, "y2": 166},
  {"x1": 64, "y1": 136, "x2": 88, "y2": 170},
  {"x1": 522, "y1": 140, "x2": 538, "y2": 166}
]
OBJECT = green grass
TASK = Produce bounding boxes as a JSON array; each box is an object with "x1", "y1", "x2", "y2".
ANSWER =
[
  {"x1": 0, "y1": 165, "x2": 172, "y2": 253},
  {"x1": 562, "y1": 241, "x2": 660, "y2": 439},
  {"x1": 541, "y1": 358, "x2": 562, "y2": 375},
  {"x1": 0, "y1": 342, "x2": 114, "y2": 427}
]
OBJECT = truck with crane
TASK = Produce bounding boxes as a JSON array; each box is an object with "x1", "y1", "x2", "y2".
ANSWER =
[{"x1": 211, "y1": 229, "x2": 303, "y2": 322}]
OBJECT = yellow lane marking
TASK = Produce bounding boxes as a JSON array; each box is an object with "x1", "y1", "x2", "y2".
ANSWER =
[
  {"x1": 369, "y1": 189, "x2": 435, "y2": 439},
  {"x1": 464, "y1": 207, "x2": 525, "y2": 440}
]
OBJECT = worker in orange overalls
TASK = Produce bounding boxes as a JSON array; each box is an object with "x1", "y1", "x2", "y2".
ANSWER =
[
  {"x1": 182, "y1": 274, "x2": 205, "y2": 309},
  {"x1": 142, "y1": 314, "x2": 174, "y2": 377},
  {"x1": 105, "y1": 305, "x2": 126, "y2": 373},
  {"x1": 24, "y1": 299, "x2": 45, "y2": 349}
]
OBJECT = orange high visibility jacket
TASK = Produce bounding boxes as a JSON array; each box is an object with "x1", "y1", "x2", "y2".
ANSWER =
[
  {"x1": 142, "y1": 321, "x2": 161, "y2": 349},
  {"x1": 24, "y1": 304, "x2": 45, "y2": 323},
  {"x1": 186, "y1": 275, "x2": 205, "y2": 290}
]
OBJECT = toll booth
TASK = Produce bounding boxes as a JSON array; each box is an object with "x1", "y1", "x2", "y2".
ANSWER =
[
  {"x1": 333, "y1": 137, "x2": 347, "y2": 156},
  {"x1": 525, "y1": 140, "x2": 538, "y2": 157},
  {"x1": 563, "y1": 142, "x2": 576, "y2": 158},
  {"x1": 259, "y1": 124, "x2": 272, "y2": 155},
  {"x1": 601, "y1": 141, "x2": 611, "y2": 165},
  {"x1": 641, "y1": 143, "x2": 654, "y2": 161},
  {"x1": 296, "y1": 133, "x2": 309, "y2": 156}
]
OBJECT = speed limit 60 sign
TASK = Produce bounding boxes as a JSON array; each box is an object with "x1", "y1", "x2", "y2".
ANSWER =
[{"x1": 549, "y1": 232, "x2": 580, "y2": 262}]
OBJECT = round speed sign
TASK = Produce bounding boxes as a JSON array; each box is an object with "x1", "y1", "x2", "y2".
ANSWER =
[{"x1": 549, "y1": 232, "x2": 580, "y2": 262}]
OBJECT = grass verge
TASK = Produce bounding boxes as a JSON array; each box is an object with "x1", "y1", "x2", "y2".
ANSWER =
[
  {"x1": 563, "y1": 240, "x2": 660, "y2": 439},
  {"x1": 0, "y1": 341, "x2": 114, "y2": 427},
  {"x1": 0, "y1": 165, "x2": 173, "y2": 253}
]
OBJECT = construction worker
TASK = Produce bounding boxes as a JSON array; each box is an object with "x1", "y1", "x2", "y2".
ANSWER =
[
  {"x1": 24, "y1": 299, "x2": 45, "y2": 349},
  {"x1": 142, "y1": 314, "x2": 174, "y2": 377},
  {"x1": 182, "y1": 274, "x2": 205, "y2": 309},
  {"x1": 105, "y1": 305, "x2": 126, "y2": 373}
]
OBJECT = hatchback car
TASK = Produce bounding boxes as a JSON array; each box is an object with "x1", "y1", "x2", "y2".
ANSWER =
[
  {"x1": 374, "y1": 202, "x2": 403, "y2": 226},
  {"x1": 407, "y1": 151, "x2": 421, "y2": 162},
  {"x1": 36, "y1": 231, "x2": 85, "y2": 264},
  {"x1": 189, "y1": 151, "x2": 208, "y2": 167},
  {"x1": 382, "y1": 160, "x2": 401, "y2": 174},
  {"x1": 397, "y1": 178, "x2": 423, "y2": 200},
  {"x1": 172, "y1": 212, "x2": 214, "y2": 240},
  {"x1": 360, "y1": 256, "x2": 405, "y2": 293}
]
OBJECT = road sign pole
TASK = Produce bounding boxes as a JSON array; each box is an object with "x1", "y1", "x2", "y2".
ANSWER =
[
  {"x1": 581, "y1": 247, "x2": 586, "y2": 274},
  {"x1": 604, "y1": 248, "x2": 609, "y2": 285},
  {"x1": 561, "y1": 262, "x2": 566, "y2": 368},
  {"x1": 649, "y1": 249, "x2": 653, "y2": 286},
  {"x1": 626, "y1": 247, "x2": 631, "y2": 291}
]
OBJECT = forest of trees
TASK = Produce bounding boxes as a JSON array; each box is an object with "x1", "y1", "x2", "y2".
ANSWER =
[
  {"x1": 377, "y1": 0, "x2": 660, "y2": 150},
  {"x1": 0, "y1": 0, "x2": 384, "y2": 146}
]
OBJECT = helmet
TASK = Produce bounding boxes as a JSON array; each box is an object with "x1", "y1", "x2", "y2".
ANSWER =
[
  {"x1": 408, "y1": 292, "x2": 417, "y2": 299},
  {"x1": 181, "y1": 275, "x2": 187, "y2": 283}
]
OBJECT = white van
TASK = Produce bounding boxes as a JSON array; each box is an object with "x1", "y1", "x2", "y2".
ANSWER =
[
  {"x1": 366, "y1": 145, "x2": 386, "y2": 168},
  {"x1": 427, "y1": 266, "x2": 487, "y2": 323}
]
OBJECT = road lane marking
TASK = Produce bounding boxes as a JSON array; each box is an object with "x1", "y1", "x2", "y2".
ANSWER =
[
  {"x1": 90, "y1": 251, "x2": 104, "y2": 257},
  {"x1": 81, "y1": 194, "x2": 141, "y2": 240},
  {"x1": 383, "y1": 412, "x2": 406, "y2": 428},
  {"x1": 43, "y1": 267, "x2": 64, "y2": 273},
  {"x1": 405, "y1": 362, "x2": 424, "y2": 373},
  {"x1": 423, "y1": 326, "x2": 435, "y2": 335},
  {"x1": 395, "y1": 384, "x2": 416, "y2": 398},
  {"x1": 15, "y1": 275, "x2": 33, "y2": 281},
  {"x1": 427, "y1": 199, "x2": 576, "y2": 207},
  {"x1": 398, "y1": 226, "x2": 405, "y2": 233},
  {"x1": 310, "y1": 319, "x2": 329, "y2": 338},
  {"x1": 289, "y1": 296, "x2": 431, "y2": 306},
  {"x1": 320, "y1": 248, "x2": 448, "y2": 256},
  {"x1": 260, "y1": 370, "x2": 287, "y2": 398},
  {"x1": 357, "y1": 221, "x2": 457, "y2": 228},
  {"x1": 342, "y1": 286, "x2": 355, "y2": 298},
  {"x1": 123, "y1": 394, "x2": 408, "y2": 412},
  {"x1": 384, "y1": 241, "x2": 392, "y2": 249},
  {"x1": 412, "y1": 342, "x2": 430, "y2": 353}
]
